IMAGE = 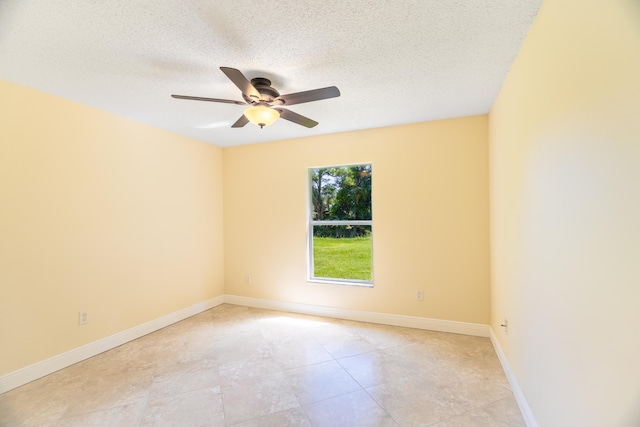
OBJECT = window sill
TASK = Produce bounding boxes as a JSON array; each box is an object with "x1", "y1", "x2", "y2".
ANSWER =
[{"x1": 307, "y1": 278, "x2": 374, "y2": 288}]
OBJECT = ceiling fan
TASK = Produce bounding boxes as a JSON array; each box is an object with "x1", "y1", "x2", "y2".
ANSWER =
[{"x1": 171, "y1": 67, "x2": 340, "y2": 129}]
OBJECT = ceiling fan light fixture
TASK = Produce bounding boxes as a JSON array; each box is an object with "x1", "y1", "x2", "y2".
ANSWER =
[{"x1": 244, "y1": 105, "x2": 280, "y2": 128}]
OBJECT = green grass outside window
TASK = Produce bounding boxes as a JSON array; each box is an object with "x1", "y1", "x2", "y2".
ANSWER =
[{"x1": 313, "y1": 236, "x2": 372, "y2": 281}]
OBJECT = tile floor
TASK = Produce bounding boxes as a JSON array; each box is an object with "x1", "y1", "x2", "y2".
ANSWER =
[{"x1": 0, "y1": 304, "x2": 525, "y2": 426}]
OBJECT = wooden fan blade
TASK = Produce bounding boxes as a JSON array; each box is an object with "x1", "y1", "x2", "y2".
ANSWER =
[
  {"x1": 220, "y1": 67, "x2": 261, "y2": 100},
  {"x1": 274, "y1": 86, "x2": 340, "y2": 106},
  {"x1": 274, "y1": 108, "x2": 318, "y2": 128},
  {"x1": 231, "y1": 114, "x2": 249, "y2": 128},
  {"x1": 171, "y1": 94, "x2": 245, "y2": 106}
]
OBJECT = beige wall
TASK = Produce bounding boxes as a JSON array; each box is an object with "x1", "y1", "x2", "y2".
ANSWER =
[
  {"x1": 0, "y1": 80, "x2": 225, "y2": 375},
  {"x1": 224, "y1": 117, "x2": 490, "y2": 324},
  {"x1": 489, "y1": 0, "x2": 640, "y2": 425},
  {"x1": 1, "y1": 81, "x2": 490, "y2": 380}
]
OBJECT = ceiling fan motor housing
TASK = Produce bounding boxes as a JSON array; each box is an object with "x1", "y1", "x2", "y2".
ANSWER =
[{"x1": 243, "y1": 77, "x2": 281, "y2": 104}]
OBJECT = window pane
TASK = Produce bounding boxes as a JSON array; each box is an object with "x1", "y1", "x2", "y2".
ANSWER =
[
  {"x1": 313, "y1": 225, "x2": 372, "y2": 281},
  {"x1": 310, "y1": 165, "x2": 372, "y2": 221}
]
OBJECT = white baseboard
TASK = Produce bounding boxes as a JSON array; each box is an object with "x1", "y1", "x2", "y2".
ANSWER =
[
  {"x1": 224, "y1": 294, "x2": 490, "y2": 337},
  {"x1": 0, "y1": 295, "x2": 225, "y2": 394},
  {"x1": 490, "y1": 328, "x2": 539, "y2": 427}
]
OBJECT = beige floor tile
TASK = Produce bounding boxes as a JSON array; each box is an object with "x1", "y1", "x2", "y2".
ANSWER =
[
  {"x1": 255, "y1": 314, "x2": 328, "y2": 343},
  {"x1": 269, "y1": 338, "x2": 334, "y2": 370},
  {"x1": 379, "y1": 340, "x2": 459, "y2": 375},
  {"x1": 218, "y1": 349, "x2": 282, "y2": 384},
  {"x1": 303, "y1": 389, "x2": 399, "y2": 427},
  {"x1": 437, "y1": 394, "x2": 526, "y2": 427},
  {"x1": 0, "y1": 392, "x2": 64, "y2": 427},
  {"x1": 229, "y1": 407, "x2": 312, "y2": 427},
  {"x1": 209, "y1": 306, "x2": 253, "y2": 323},
  {"x1": 79, "y1": 334, "x2": 169, "y2": 376},
  {"x1": 284, "y1": 360, "x2": 361, "y2": 404},
  {"x1": 220, "y1": 371, "x2": 300, "y2": 425},
  {"x1": 366, "y1": 376, "x2": 473, "y2": 426},
  {"x1": 148, "y1": 357, "x2": 219, "y2": 400},
  {"x1": 140, "y1": 386, "x2": 225, "y2": 427},
  {"x1": 210, "y1": 330, "x2": 271, "y2": 365},
  {"x1": 431, "y1": 395, "x2": 526, "y2": 426},
  {"x1": 317, "y1": 334, "x2": 379, "y2": 359},
  {"x1": 447, "y1": 376, "x2": 513, "y2": 409},
  {"x1": 337, "y1": 350, "x2": 413, "y2": 388},
  {"x1": 338, "y1": 320, "x2": 421, "y2": 349},
  {"x1": 0, "y1": 369, "x2": 86, "y2": 427},
  {"x1": 53, "y1": 401, "x2": 146, "y2": 427},
  {"x1": 62, "y1": 367, "x2": 154, "y2": 417}
]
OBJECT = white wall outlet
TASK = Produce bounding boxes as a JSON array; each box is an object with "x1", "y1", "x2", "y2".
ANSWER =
[
  {"x1": 79, "y1": 311, "x2": 89, "y2": 325},
  {"x1": 501, "y1": 318, "x2": 508, "y2": 334},
  {"x1": 416, "y1": 290, "x2": 424, "y2": 301},
  {"x1": 244, "y1": 274, "x2": 252, "y2": 284}
]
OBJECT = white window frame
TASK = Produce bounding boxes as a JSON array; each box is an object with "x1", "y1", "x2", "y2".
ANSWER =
[{"x1": 307, "y1": 164, "x2": 373, "y2": 287}]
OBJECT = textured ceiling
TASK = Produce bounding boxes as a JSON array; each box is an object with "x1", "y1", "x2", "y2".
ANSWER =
[{"x1": 0, "y1": 0, "x2": 542, "y2": 147}]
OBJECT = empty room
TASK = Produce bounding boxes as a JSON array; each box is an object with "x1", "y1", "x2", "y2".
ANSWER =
[{"x1": 1, "y1": 0, "x2": 638, "y2": 426}]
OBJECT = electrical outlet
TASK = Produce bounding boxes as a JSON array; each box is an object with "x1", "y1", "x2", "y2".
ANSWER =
[
  {"x1": 416, "y1": 290, "x2": 424, "y2": 301},
  {"x1": 79, "y1": 311, "x2": 89, "y2": 325},
  {"x1": 501, "y1": 318, "x2": 508, "y2": 334},
  {"x1": 244, "y1": 274, "x2": 252, "y2": 284}
]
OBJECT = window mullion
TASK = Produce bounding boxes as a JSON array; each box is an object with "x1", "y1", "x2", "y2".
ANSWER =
[{"x1": 312, "y1": 220, "x2": 372, "y2": 226}]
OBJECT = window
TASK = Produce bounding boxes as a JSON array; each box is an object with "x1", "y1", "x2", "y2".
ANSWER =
[{"x1": 308, "y1": 164, "x2": 373, "y2": 285}]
